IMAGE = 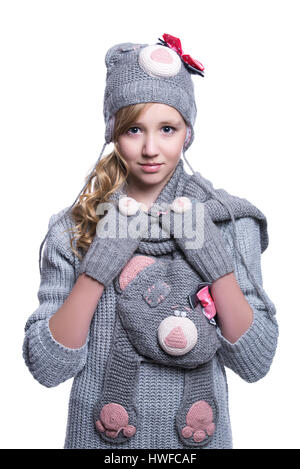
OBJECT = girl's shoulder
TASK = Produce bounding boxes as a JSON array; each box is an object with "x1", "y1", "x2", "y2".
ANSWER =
[
  {"x1": 217, "y1": 215, "x2": 263, "y2": 255},
  {"x1": 46, "y1": 206, "x2": 77, "y2": 259},
  {"x1": 184, "y1": 172, "x2": 269, "y2": 253},
  {"x1": 48, "y1": 206, "x2": 75, "y2": 231}
]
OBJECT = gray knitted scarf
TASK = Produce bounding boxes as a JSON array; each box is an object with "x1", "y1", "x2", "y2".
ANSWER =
[{"x1": 93, "y1": 158, "x2": 272, "y2": 448}]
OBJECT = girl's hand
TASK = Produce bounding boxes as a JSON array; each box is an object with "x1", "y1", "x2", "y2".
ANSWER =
[
  {"x1": 79, "y1": 197, "x2": 150, "y2": 287},
  {"x1": 160, "y1": 197, "x2": 234, "y2": 283}
]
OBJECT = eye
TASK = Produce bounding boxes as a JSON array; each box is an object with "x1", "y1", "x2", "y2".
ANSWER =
[
  {"x1": 127, "y1": 127, "x2": 141, "y2": 135},
  {"x1": 162, "y1": 126, "x2": 176, "y2": 135},
  {"x1": 174, "y1": 310, "x2": 187, "y2": 317}
]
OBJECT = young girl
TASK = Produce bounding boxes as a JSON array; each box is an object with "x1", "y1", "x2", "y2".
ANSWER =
[{"x1": 22, "y1": 34, "x2": 278, "y2": 449}]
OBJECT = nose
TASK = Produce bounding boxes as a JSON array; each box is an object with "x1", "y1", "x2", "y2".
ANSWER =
[
  {"x1": 164, "y1": 326, "x2": 187, "y2": 349},
  {"x1": 142, "y1": 133, "x2": 160, "y2": 158}
]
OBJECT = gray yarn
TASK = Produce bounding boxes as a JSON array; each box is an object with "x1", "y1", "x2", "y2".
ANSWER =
[
  {"x1": 180, "y1": 150, "x2": 275, "y2": 318},
  {"x1": 39, "y1": 36, "x2": 202, "y2": 273},
  {"x1": 29, "y1": 36, "x2": 279, "y2": 449},
  {"x1": 39, "y1": 151, "x2": 275, "y2": 322},
  {"x1": 90, "y1": 158, "x2": 276, "y2": 447},
  {"x1": 95, "y1": 246, "x2": 221, "y2": 447},
  {"x1": 77, "y1": 197, "x2": 151, "y2": 288},
  {"x1": 103, "y1": 42, "x2": 198, "y2": 149},
  {"x1": 25, "y1": 157, "x2": 279, "y2": 449}
]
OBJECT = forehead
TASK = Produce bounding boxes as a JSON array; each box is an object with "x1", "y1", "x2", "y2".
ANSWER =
[{"x1": 135, "y1": 103, "x2": 185, "y2": 125}]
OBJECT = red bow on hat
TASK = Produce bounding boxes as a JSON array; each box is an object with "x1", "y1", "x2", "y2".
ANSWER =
[{"x1": 157, "y1": 33, "x2": 205, "y2": 77}]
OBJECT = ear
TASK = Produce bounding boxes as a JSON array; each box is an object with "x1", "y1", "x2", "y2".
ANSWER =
[
  {"x1": 117, "y1": 255, "x2": 156, "y2": 292},
  {"x1": 105, "y1": 43, "x2": 130, "y2": 68}
]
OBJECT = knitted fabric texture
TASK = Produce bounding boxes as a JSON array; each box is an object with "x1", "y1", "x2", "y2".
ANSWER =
[
  {"x1": 96, "y1": 251, "x2": 220, "y2": 447},
  {"x1": 23, "y1": 159, "x2": 278, "y2": 449},
  {"x1": 103, "y1": 41, "x2": 197, "y2": 149},
  {"x1": 37, "y1": 36, "x2": 201, "y2": 272}
]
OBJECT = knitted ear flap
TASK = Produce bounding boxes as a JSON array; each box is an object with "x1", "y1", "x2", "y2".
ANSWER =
[{"x1": 183, "y1": 126, "x2": 193, "y2": 151}]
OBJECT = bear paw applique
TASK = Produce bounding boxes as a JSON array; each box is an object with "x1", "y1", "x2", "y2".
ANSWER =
[
  {"x1": 181, "y1": 400, "x2": 215, "y2": 443},
  {"x1": 95, "y1": 403, "x2": 136, "y2": 439}
]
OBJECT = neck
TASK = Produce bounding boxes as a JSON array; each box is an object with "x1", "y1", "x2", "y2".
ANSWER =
[
  {"x1": 126, "y1": 169, "x2": 177, "y2": 210},
  {"x1": 109, "y1": 159, "x2": 189, "y2": 214}
]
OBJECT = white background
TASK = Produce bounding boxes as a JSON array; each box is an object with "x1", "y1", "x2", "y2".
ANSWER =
[{"x1": 1, "y1": 0, "x2": 299, "y2": 449}]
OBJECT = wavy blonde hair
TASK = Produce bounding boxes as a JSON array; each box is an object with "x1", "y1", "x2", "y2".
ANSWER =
[{"x1": 68, "y1": 102, "x2": 152, "y2": 261}]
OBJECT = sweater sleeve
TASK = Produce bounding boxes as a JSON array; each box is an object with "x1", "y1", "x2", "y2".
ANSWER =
[
  {"x1": 22, "y1": 212, "x2": 89, "y2": 388},
  {"x1": 216, "y1": 216, "x2": 279, "y2": 383}
]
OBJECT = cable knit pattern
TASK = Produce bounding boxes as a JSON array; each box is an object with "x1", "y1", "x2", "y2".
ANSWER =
[{"x1": 23, "y1": 161, "x2": 278, "y2": 448}]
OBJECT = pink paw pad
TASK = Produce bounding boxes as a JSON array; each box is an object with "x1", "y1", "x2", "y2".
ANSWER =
[
  {"x1": 95, "y1": 403, "x2": 136, "y2": 439},
  {"x1": 181, "y1": 400, "x2": 215, "y2": 443}
]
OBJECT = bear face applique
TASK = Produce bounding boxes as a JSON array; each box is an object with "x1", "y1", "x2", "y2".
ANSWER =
[{"x1": 114, "y1": 254, "x2": 220, "y2": 369}]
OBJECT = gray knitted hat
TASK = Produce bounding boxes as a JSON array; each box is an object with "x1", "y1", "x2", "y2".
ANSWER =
[{"x1": 103, "y1": 34, "x2": 204, "y2": 151}]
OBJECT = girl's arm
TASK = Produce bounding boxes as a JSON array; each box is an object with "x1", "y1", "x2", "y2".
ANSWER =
[
  {"x1": 49, "y1": 274, "x2": 104, "y2": 349},
  {"x1": 23, "y1": 213, "x2": 92, "y2": 388},
  {"x1": 211, "y1": 272, "x2": 253, "y2": 344},
  {"x1": 214, "y1": 216, "x2": 278, "y2": 383}
]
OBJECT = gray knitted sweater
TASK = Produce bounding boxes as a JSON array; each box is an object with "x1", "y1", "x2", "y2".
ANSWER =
[{"x1": 22, "y1": 159, "x2": 278, "y2": 449}]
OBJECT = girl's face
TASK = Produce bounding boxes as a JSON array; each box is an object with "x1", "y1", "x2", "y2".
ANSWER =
[{"x1": 116, "y1": 103, "x2": 187, "y2": 199}]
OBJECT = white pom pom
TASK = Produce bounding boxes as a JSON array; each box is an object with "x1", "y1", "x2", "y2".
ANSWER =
[
  {"x1": 170, "y1": 197, "x2": 192, "y2": 214},
  {"x1": 119, "y1": 197, "x2": 140, "y2": 216}
]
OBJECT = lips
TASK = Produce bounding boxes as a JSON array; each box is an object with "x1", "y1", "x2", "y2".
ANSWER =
[{"x1": 140, "y1": 162, "x2": 163, "y2": 173}]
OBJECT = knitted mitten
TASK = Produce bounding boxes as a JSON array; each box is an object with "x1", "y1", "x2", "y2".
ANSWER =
[
  {"x1": 79, "y1": 197, "x2": 150, "y2": 287},
  {"x1": 160, "y1": 197, "x2": 234, "y2": 283}
]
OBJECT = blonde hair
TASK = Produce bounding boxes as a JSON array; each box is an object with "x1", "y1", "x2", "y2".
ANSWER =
[{"x1": 68, "y1": 102, "x2": 153, "y2": 261}]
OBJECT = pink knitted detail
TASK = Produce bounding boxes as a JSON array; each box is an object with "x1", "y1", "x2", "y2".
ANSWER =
[
  {"x1": 206, "y1": 422, "x2": 216, "y2": 436},
  {"x1": 165, "y1": 326, "x2": 187, "y2": 349},
  {"x1": 187, "y1": 401, "x2": 213, "y2": 428},
  {"x1": 150, "y1": 48, "x2": 173, "y2": 64},
  {"x1": 181, "y1": 426, "x2": 193, "y2": 438},
  {"x1": 95, "y1": 403, "x2": 136, "y2": 439},
  {"x1": 106, "y1": 429, "x2": 118, "y2": 438},
  {"x1": 193, "y1": 430, "x2": 206, "y2": 442},
  {"x1": 123, "y1": 425, "x2": 136, "y2": 437},
  {"x1": 119, "y1": 256, "x2": 155, "y2": 290},
  {"x1": 95, "y1": 419, "x2": 105, "y2": 432},
  {"x1": 181, "y1": 400, "x2": 215, "y2": 442},
  {"x1": 196, "y1": 286, "x2": 216, "y2": 320}
]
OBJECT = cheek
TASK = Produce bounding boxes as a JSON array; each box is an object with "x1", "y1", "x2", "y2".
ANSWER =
[
  {"x1": 163, "y1": 133, "x2": 185, "y2": 155},
  {"x1": 118, "y1": 138, "x2": 140, "y2": 159}
]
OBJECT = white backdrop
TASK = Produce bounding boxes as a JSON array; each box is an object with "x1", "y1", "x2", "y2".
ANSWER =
[{"x1": 1, "y1": 0, "x2": 299, "y2": 449}]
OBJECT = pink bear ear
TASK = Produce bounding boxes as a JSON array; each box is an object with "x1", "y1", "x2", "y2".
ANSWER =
[{"x1": 119, "y1": 255, "x2": 155, "y2": 291}]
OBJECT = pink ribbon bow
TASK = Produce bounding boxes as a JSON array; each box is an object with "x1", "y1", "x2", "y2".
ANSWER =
[
  {"x1": 158, "y1": 33, "x2": 205, "y2": 76},
  {"x1": 188, "y1": 283, "x2": 216, "y2": 322},
  {"x1": 196, "y1": 286, "x2": 216, "y2": 320}
]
